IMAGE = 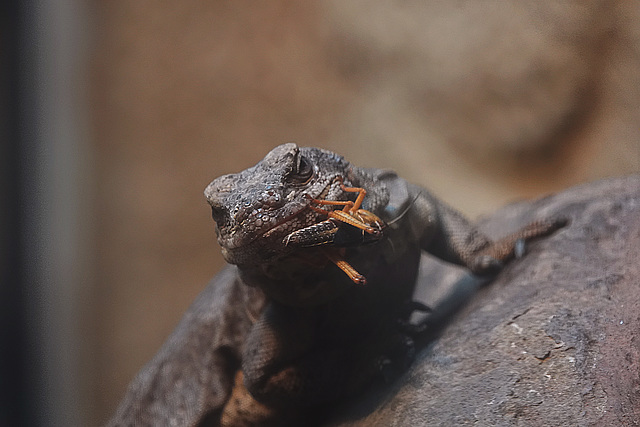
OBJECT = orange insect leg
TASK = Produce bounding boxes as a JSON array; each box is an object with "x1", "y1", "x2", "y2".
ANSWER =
[
  {"x1": 338, "y1": 184, "x2": 366, "y2": 212},
  {"x1": 323, "y1": 249, "x2": 367, "y2": 285}
]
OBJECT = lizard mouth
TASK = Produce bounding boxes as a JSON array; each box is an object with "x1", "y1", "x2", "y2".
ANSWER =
[
  {"x1": 259, "y1": 182, "x2": 336, "y2": 240},
  {"x1": 261, "y1": 208, "x2": 323, "y2": 241},
  {"x1": 216, "y1": 179, "x2": 337, "y2": 256},
  {"x1": 217, "y1": 205, "x2": 325, "y2": 266}
]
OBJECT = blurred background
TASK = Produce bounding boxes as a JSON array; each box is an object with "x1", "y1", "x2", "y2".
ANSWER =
[{"x1": 2, "y1": 1, "x2": 639, "y2": 425}]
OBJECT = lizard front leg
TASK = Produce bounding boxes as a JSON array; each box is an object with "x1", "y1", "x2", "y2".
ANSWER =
[
  {"x1": 407, "y1": 183, "x2": 567, "y2": 275},
  {"x1": 220, "y1": 371, "x2": 280, "y2": 427},
  {"x1": 227, "y1": 301, "x2": 391, "y2": 425}
]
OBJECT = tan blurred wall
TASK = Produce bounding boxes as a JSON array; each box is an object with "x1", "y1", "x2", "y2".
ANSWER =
[{"x1": 88, "y1": 1, "x2": 640, "y2": 424}]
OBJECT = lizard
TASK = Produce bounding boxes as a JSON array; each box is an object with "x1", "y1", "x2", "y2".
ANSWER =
[{"x1": 108, "y1": 143, "x2": 566, "y2": 426}]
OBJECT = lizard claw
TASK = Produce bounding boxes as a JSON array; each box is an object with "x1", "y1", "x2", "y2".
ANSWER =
[{"x1": 514, "y1": 238, "x2": 526, "y2": 258}]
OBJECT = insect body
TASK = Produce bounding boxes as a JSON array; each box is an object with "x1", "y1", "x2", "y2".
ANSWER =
[
  {"x1": 283, "y1": 207, "x2": 384, "y2": 248},
  {"x1": 283, "y1": 178, "x2": 386, "y2": 284},
  {"x1": 331, "y1": 209, "x2": 385, "y2": 247}
]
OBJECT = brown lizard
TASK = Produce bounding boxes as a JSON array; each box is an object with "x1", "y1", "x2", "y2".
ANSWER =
[{"x1": 109, "y1": 143, "x2": 566, "y2": 426}]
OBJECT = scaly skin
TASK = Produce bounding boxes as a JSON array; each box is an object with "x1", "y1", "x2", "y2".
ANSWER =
[
  {"x1": 110, "y1": 143, "x2": 566, "y2": 426},
  {"x1": 204, "y1": 143, "x2": 566, "y2": 425}
]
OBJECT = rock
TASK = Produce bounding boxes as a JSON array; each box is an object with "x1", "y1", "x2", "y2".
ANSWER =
[
  {"x1": 111, "y1": 176, "x2": 640, "y2": 426},
  {"x1": 330, "y1": 175, "x2": 640, "y2": 426}
]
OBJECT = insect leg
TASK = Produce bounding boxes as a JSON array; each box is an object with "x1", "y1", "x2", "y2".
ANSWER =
[
  {"x1": 323, "y1": 249, "x2": 367, "y2": 285},
  {"x1": 305, "y1": 196, "x2": 379, "y2": 235}
]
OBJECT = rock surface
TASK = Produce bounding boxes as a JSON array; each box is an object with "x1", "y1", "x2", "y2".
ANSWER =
[{"x1": 329, "y1": 175, "x2": 640, "y2": 426}]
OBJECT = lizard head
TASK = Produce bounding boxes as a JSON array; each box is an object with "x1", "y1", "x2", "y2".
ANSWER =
[{"x1": 204, "y1": 143, "x2": 352, "y2": 266}]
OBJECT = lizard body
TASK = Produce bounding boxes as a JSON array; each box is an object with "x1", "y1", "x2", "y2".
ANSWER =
[{"x1": 110, "y1": 143, "x2": 565, "y2": 426}]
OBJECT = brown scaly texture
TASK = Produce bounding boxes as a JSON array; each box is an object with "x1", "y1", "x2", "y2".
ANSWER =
[
  {"x1": 110, "y1": 144, "x2": 566, "y2": 426},
  {"x1": 220, "y1": 372, "x2": 279, "y2": 427}
]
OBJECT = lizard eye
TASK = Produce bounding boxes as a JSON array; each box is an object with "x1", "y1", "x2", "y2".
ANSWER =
[{"x1": 287, "y1": 154, "x2": 314, "y2": 184}]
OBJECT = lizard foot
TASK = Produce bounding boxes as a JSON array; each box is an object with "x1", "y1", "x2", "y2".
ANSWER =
[
  {"x1": 375, "y1": 334, "x2": 416, "y2": 383},
  {"x1": 221, "y1": 371, "x2": 285, "y2": 427},
  {"x1": 396, "y1": 300, "x2": 433, "y2": 336}
]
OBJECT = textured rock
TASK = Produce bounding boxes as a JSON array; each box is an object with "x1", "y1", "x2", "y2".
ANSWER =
[{"x1": 330, "y1": 176, "x2": 640, "y2": 426}]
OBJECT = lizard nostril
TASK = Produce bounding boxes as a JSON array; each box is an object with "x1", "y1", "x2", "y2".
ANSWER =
[{"x1": 210, "y1": 204, "x2": 229, "y2": 226}]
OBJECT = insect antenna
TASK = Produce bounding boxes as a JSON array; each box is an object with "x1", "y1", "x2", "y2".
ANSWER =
[
  {"x1": 385, "y1": 191, "x2": 422, "y2": 227},
  {"x1": 380, "y1": 191, "x2": 422, "y2": 257}
]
